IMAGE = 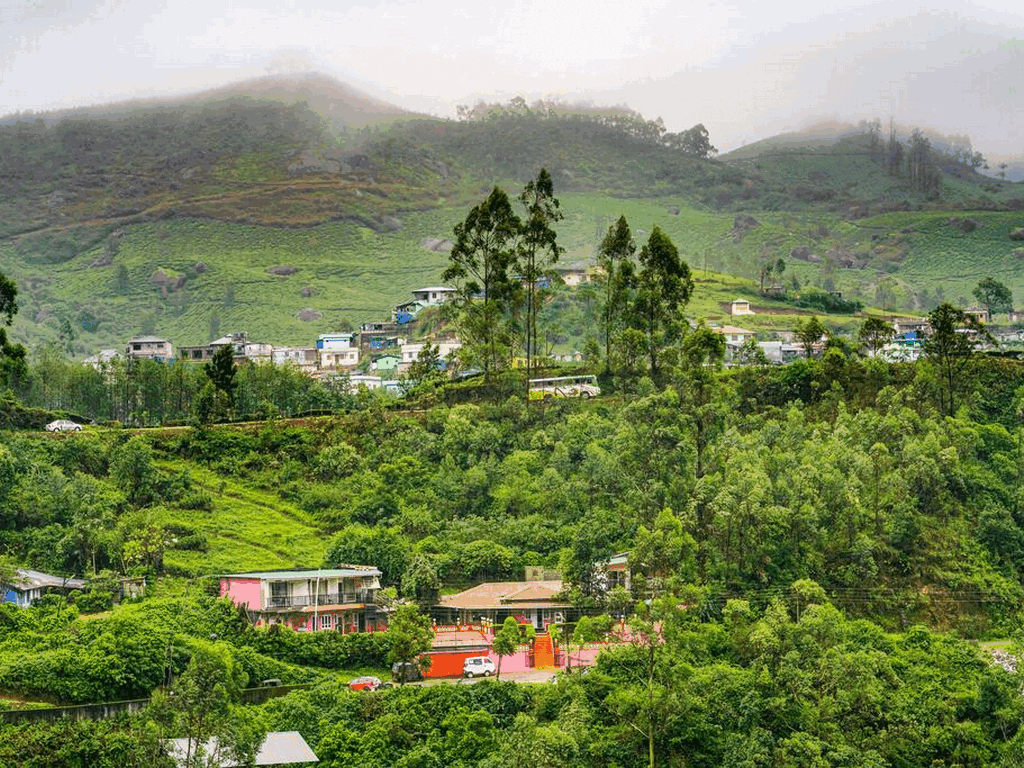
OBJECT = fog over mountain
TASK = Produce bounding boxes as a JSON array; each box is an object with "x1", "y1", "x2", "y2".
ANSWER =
[{"x1": 2, "y1": 0, "x2": 1021, "y2": 161}]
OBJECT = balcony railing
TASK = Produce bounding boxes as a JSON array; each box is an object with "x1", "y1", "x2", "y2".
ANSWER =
[{"x1": 264, "y1": 592, "x2": 376, "y2": 610}]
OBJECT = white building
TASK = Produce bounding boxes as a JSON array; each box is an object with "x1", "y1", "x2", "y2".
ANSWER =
[
  {"x1": 126, "y1": 336, "x2": 173, "y2": 362},
  {"x1": 410, "y1": 287, "x2": 456, "y2": 305},
  {"x1": 399, "y1": 340, "x2": 462, "y2": 364},
  {"x1": 316, "y1": 333, "x2": 360, "y2": 369},
  {"x1": 713, "y1": 325, "x2": 755, "y2": 344},
  {"x1": 272, "y1": 347, "x2": 319, "y2": 372},
  {"x1": 730, "y1": 299, "x2": 755, "y2": 316}
]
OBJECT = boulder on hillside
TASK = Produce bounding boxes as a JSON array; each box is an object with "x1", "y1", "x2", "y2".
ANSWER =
[
  {"x1": 790, "y1": 246, "x2": 821, "y2": 263},
  {"x1": 421, "y1": 237, "x2": 453, "y2": 253},
  {"x1": 947, "y1": 217, "x2": 980, "y2": 233},
  {"x1": 301, "y1": 286, "x2": 314, "y2": 298},
  {"x1": 425, "y1": 159, "x2": 449, "y2": 178},
  {"x1": 380, "y1": 216, "x2": 402, "y2": 233},
  {"x1": 1010, "y1": 227, "x2": 1024, "y2": 242},
  {"x1": 150, "y1": 268, "x2": 186, "y2": 294},
  {"x1": 267, "y1": 265, "x2": 298, "y2": 276},
  {"x1": 194, "y1": 262, "x2": 207, "y2": 274},
  {"x1": 732, "y1": 215, "x2": 760, "y2": 239},
  {"x1": 297, "y1": 308, "x2": 322, "y2": 322},
  {"x1": 287, "y1": 151, "x2": 342, "y2": 175}
]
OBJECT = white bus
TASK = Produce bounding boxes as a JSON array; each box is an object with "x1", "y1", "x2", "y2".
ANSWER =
[{"x1": 528, "y1": 375, "x2": 601, "y2": 400}]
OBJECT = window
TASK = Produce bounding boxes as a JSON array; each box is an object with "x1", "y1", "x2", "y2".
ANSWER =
[
  {"x1": 270, "y1": 581, "x2": 289, "y2": 607},
  {"x1": 319, "y1": 614, "x2": 335, "y2": 630}
]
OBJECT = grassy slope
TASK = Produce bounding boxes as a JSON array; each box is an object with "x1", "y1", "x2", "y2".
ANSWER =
[
  {"x1": 154, "y1": 460, "x2": 327, "y2": 574},
  {"x1": 12, "y1": 192, "x2": 1023, "y2": 354},
  {"x1": 3, "y1": 194, "x2": 860, "y2": 353},
  {"x1": 5, "y1": 105, "x2": 1024, "y2": 354}
]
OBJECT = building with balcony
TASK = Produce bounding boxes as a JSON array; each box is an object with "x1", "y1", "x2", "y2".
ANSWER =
[
  {"x1": 219, "y1": 565, "x2": 384, "y2": 633},
  {"x1": 126, "y1": 336, "x2": 174, "y2": 362},
  {"x1": 178, "y1": 332, "x2": 273, "y2": 363}
]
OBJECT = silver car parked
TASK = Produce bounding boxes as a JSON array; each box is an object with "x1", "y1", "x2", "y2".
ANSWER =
[{"x1": 45, "y1": 419, "x2": 82, "y2": 432}]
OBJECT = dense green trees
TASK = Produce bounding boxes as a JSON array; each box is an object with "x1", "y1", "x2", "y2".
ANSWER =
[
  {"x1": 10, "y1": 351, "x2": 353, "y2": 426},
  {"x1": 633, "y1": 226, "x2": 693, "y2": 379},
  {"x1": 924, "y1": 302, "x2": 993, "y2": 416},
  {"x1": 4, "y1": 348, "x2": 1024, "y2": 763},
  {"x1": 974, "y1": 277, "x2": 1013, "y2": 315},
  {"x1": 597, "y1": 216, "x2": 637, "y2": 373},
  {"x1": 444, "y1": 186, "x2": 521, "y2": 375},
  {"x1": 0, "y1": 271, "x2": 27, "y2": 389},
  {"x1": 4, "y1": 589, "x2": 1023, "y2": 767},
  {"x1": 442, "y1": 168, "x2": 564, "y2": 383}
]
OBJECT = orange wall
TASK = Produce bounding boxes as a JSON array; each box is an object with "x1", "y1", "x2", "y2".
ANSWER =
[{"x1": 424, "y1": 650, "x2": 488, "y2": 678}]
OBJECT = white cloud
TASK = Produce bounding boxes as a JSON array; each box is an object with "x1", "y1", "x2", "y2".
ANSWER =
[{"x1": 1, "y1": 0, "x2": 1024, "y2": 150}]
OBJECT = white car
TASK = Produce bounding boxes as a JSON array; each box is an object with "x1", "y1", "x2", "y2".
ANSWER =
[
  {"x1": 45, "y1": 419, "x2": 82, "y2": 433},
  {"x1": 463, "y1": 656, "x2": 496, "y2": 678}
]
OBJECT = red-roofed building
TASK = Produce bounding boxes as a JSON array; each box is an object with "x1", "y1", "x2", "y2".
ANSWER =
[{"x1": 434, "y1": 580, "x2": 570, "y2": 632}]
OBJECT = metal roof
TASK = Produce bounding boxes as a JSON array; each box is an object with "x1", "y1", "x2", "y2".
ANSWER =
[
  {"x1": 9, "y1": 569, "x2": 86, "y2": 591},
  {"x1": 165, "y1": 731, "x2": 318, "y2": 766},
  {"x1": 440, "y1": 580, "x2": 566, "y2": 611},
  {"x1": 222, "y1": 566, "x2": 380, "y2": 581}
]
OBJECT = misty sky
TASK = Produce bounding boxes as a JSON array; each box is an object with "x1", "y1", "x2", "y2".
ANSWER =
[{"x1": 1, "y1": 0, "x2": 1023, "y2": 153}]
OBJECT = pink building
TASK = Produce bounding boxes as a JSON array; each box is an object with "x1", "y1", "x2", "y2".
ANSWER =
[{"x1": 219, "y1": 565, "x2": 384, "y2": 633}]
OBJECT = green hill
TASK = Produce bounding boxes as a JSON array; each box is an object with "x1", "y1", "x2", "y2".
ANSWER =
[{"x1": 2, "y1": 82, "x2": 1024, "y2": 353}]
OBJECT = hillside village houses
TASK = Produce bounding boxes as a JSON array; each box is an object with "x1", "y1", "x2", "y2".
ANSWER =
[
  {"x1": 108, "y1": 287, "x2": 1001, "y2": 382},
  {"x1": 109, "y1": 287, "x2": 470, "y2": 390},
  {"x1": 219, "y1": 565, "x2": 385, "y2": 633},
  {"x1": 125, "y1": 336, "x2": 174, "y2": 362},
  {"x1": 3, "y1": 568, "x2": 86, "y2": 607}
]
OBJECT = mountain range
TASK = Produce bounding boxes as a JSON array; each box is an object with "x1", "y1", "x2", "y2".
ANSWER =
[{"x1": 0, "y1": 70, "x2": 1022, "y2": 355}]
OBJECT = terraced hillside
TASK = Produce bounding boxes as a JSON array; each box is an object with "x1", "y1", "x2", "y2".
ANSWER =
[{"x1": 3, "y1": 83, "x2": 1024, "y2": 353}]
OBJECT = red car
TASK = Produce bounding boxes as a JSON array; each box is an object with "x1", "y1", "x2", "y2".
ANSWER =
[{"x1": 349, "y1": 676, "x2": 382, "y2": 692}]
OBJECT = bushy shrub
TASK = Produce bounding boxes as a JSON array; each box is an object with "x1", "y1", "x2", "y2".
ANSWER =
[
  {"x1": 240, "y1": 625, "x2": 391, "y2": 669},
  {"x1": 73, "y1": 589, "x2": 113, "y2": 614},
  {"x1": 794, "y1": 287, "x2": 863, "y2": 314}
]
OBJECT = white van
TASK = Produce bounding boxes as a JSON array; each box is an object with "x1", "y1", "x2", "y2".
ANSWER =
[{"x1": 463, "y1": 656, "x2": 496, "y2": 678}]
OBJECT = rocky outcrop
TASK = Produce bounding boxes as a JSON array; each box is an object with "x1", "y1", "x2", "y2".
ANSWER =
[
  {"x1": 267, "y1": 265, "x2": 298, "y2": 276},
  {"x1": 1010, "y1": 227, "x2": 1024, "y2": 242},
  {"x1": 732, "y1": 215, "x2": 760, "y2": 240},
  {"x1": 421, "y1": 237, "x2": 453, "y2": 253},
  {"x1": 287, "y1": 152, "x2": 342, "y2": 175},
  {"x1": 297, "y1": 308, "x2": 322, "y2": 322},
  {"x1": 150, "y1": 268, "x2": 186, "y2": 295},
  {"x1": 790, "y1": 246, "x2": 821, "y2": 263},
  {"x1": 947, "y1": 217, "x2": 980, "y2": 233}
]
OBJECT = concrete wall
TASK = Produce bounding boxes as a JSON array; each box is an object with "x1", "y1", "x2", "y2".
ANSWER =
[
  {"x1": 0, "y1": 685, "x2": 312, "y2": 724},
  {"x1": 220, "y1": 577, "x2": 261, "y2": 609},
  {"x1": 424, "y1": 644, "x2": 603, "y2": 678}
]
